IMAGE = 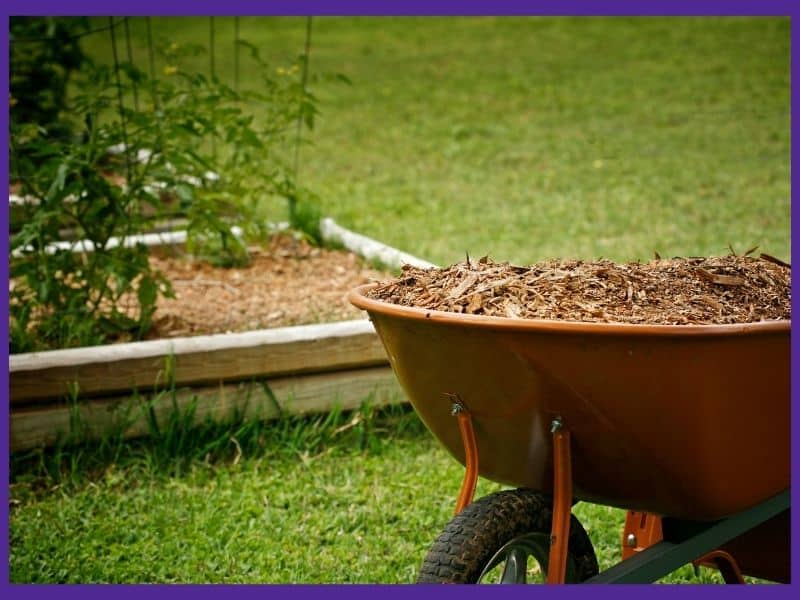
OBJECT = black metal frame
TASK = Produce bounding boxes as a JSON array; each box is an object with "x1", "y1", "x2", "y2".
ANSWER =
[{"x1": 586, "y1": 490, "x2": 790, "y2": 583}]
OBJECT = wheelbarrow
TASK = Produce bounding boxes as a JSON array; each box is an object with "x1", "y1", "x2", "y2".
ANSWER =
[{"x1": 349, "y1": 284, "x2": 790, "y2": 584}]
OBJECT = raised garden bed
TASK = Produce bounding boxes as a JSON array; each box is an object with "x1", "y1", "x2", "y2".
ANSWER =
[{"x1": 10, "y1": 219, "x2": 435, "y2": 452}]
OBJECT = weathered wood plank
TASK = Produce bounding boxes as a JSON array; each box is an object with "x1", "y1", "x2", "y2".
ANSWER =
[
  {"x1": 10, "y1": 320, "x2": 389, "y2": 404},
  {"x1": 320, "y1": 218, "x2": 436, "y2": 270},
  {"x1": 11, "y1": 366, "x2": 405, "y2": 452}
]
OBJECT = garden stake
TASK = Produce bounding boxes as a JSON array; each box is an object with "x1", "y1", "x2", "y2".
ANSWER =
[
  {"x1": 546, "y1": 417, "x2": 572, "y2": 584},
  {"x1": 448, "y1": 394, "x2": 478, "y2": 515}
]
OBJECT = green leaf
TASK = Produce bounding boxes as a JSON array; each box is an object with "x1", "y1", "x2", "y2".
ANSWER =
[
  {"x1": 137, "y1": 276, "x2": 157, "y2": 309},
  {"x1": 240, "y1": 128, "x2": 262, "y2": 148},
  {"x1": 175, "y1": 183, "x2": 194, "y2": 203},
  {"x1": 44, "y1": 162, "x2": 69, "y2": 203},
  {"x1": 38, "y1": 279, "x2": 50, "y2": 303}
]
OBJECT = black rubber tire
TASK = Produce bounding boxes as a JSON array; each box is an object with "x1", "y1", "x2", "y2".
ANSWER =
[{"x1": 417, "y1": 489, "x2": 599, "y2": 583}]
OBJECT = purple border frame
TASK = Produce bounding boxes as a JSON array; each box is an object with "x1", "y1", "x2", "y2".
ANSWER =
[
  {"x1": 1, "y1": 0, "x2": 796, "y2": 596},
  {"x1": 0, "y1": 0, "x2": 797, "y2": 17}
]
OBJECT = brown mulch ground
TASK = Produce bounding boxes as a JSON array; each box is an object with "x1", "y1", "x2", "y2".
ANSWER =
[
  {"x1": 366, "y1": 254, "x2": 791, "y2": 325},
  {"x1": 143, "y1": 234, "x2": 390, "y2": 338}
]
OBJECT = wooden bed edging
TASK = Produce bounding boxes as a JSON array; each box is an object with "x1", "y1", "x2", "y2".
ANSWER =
[
  {"x1": 10, "y1": 225, "x2": 244, "y2": 258},
  {"x1": 320, "y1": 218, "x2": 437, "y2": 270},
  {"x1": 10, "y1": 218, "x2": 434, "y2": 451},
  {"x1": 11, "y1": 365, "x2": 402, "y2": 452},
  {"x1": 11, "y1": 319, "x2": 387, "y2": 405}
]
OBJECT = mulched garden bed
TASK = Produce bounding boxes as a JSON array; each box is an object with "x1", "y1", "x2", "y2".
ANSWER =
[
  {"x1": 10, "y1": 231, "x2": 391, "y2": 351},
  {"x1": 366, "y1": 254, "x2": 790, "y2": 325},
  {"x1": 144, "y1": 233, "x2": 391, "y2": 339}
]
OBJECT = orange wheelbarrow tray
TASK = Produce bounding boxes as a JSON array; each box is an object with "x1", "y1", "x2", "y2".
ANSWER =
[{"x1": 350, "y1": 284, "x2": 790, "y2": 584}]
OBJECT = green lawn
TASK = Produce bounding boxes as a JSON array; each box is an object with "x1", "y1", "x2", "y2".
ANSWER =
[
  {"x1": 12, "y1": 411, "x2": 467, "y2": 583},
  {"x1": 11, "y1": 16, "x2": 790, "y2": 584},
  {"x1": 306, "y1": 17, "x2": 790, "y2": 265},
  {"x1": 10, "y1": 406, "x2": 731, "y2": 584},
  {"x1": 82, "y1": 16, "x2": 790, "y2": 264}
]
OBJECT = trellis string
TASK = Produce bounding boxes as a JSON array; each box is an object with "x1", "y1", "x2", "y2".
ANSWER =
[
  {"x1": 109, "y1": 17, "x2": 133, "y2": 186},
  {"x1": 210, "y1": 16, "x2": 217, "y2": 159},
  {"x1": 290, "y1": 16, "x2": 313, "y2": 218},
  {"x1": 145, "y1": 17, "x2": 160, "y2": 112},
  {"x1": 234, "y1": 16, "x2": 240, "y2": 93},
  {"x1": 123, "y1": 17, "x2": 140, "y2": 112}
]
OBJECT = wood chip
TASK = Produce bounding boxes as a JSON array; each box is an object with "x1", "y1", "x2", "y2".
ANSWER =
[
  {"x1": 466, "y1": 293, "x2": 484, "y2": 314},
  {"x1": 760, "y1": 253, "x2": 791, "y2": 268},
  {"x1": 448, "y1": 274, "x2": 478, "y2": 300},
  {"x1": 369, "y1": 254, "x2": 790, "y2": 325},
  {"x1": 694, "y1": 268, "x2": 746, "y2": 286},
  {"x1": 142, "y1": 234, "x2": 388, "y2": 339}
]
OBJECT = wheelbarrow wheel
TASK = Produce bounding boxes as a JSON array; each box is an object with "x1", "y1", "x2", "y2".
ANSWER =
[{"x1": 417, "y1": 488, "x2": 598, "y2": 584}]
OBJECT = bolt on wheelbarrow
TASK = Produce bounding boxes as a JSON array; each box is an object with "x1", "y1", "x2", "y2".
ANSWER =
[{"x1": 349, "y1": 285, "x2": 790, "y2": 584}]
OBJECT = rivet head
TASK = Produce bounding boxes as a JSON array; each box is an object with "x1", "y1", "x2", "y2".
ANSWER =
[
  {"x1": 450, "y1": 403, "x2": 463, "y2": 416},
  {"x1": 626, "y1": 533, "x2": 637, "y2": 547}
]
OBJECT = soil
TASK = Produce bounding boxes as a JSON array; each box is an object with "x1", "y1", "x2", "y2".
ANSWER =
[
  {"x1": 142, "y1": 234, "x2": 390, "y2": 339},
  {"x1": 366, "y1": 254, "x2": 791, "y2": 325}
]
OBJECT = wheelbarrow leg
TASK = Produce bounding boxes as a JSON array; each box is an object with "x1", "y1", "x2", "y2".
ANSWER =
[
  {"x1": 622, "y1": 511, "x2": 663, "y2": 560},
  {"x1": 694, "y1": 550, "x2": 746, "y2": 584},
  {"x1": 449, "y1": 396, "x2": 479, "y2": 515},
  {"x1": 622, "y1": 512, "x2": 746, "y2": 583},
  {"x1": 547, "y1": 417, "x2": 572, "y2": 584},
  {"x1": 444, "y1": 408, "x2": 582, "y2": 584}
]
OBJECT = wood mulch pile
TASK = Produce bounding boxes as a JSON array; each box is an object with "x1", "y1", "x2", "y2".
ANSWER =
[
  {"x1": 366, "y1": 253, "x2": 791, "y2": 325},
  {"x1": 143, "y1": 234, "x2": 390, "y2": 339}
]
